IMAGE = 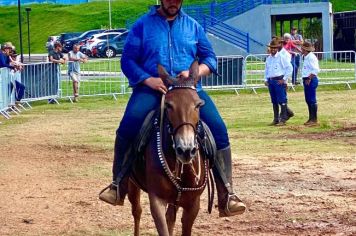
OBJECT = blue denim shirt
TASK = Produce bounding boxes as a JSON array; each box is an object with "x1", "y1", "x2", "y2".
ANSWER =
[{"x1": 121, "y1": 6, "x2": 217, "y2": 91}]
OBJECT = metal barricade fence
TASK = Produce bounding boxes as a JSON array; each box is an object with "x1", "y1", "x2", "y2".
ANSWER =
[
  {"x1": 21, "y1": 62, "x2": 60, "y2": 102},
  {"x1": 313, "y1": 51, "x2": 356, "y2": 89},
  {"x1": 0, "y1": 68, "x2": 21, "y2": 119},
  {"x1": 243, "y1": 51, "x2": 356, "y2": 93},
  {"x1": 0, "y1": 68, "x2": 10, "y2": 118},
  {"x1": 202, "y1": 55, "x2": 244, "y2": 92},
  {"x1": 60, "y1": 58, "x2": 127, "y2": 101},
  {"x1": 243, "y1": 53, "x2": 268, "y2": 93}
]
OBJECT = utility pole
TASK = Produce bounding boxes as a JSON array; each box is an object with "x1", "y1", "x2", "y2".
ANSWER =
[{"x1": 17, "y1": 0, "x2": 24, "y2": 63}]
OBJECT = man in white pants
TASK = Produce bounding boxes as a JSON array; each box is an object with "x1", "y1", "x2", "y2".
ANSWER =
[{"x1": 68, "y1": 44, "x2": 87, "y2": 102}]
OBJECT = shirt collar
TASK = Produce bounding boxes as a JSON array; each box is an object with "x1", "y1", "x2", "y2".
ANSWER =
[
  {"x1": 304, "y1": 52, "x2": 312, "y2": 59},
  {"x1": 271, "y1": 51, "x2": 280, "y2": 58}
]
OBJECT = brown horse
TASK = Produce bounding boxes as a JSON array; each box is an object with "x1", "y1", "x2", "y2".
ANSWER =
[{"x1": 127, "y1": 61, "x2": 208, "y2": 236}]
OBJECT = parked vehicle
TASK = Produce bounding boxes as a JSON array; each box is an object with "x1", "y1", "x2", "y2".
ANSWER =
[
  {"x1": 103, "y1": 28, "x2": 127, "y2": 33},
  {"x1": 96, "y1": 31, "x2": 129, "y2": 58},
  {"x1": 84, "y1": 32, "x2": 121, "y2": 57},
  {"x1": 57, "y1": 32, "x2": 82, "y2": 47},
  {"x1": 63, "y1": 29, "x2": 105, "y2": 53}
]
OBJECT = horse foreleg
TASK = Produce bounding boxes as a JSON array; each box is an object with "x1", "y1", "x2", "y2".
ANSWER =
[
  {"x1": 149, "y1": 193, "x2": 169, "y2": 236},
  {"x1": 166, "y1": 204, "x2": 178, "y2": 236},
  {"x1": 181, "y1": 198, "x2": 200, "y2": 236},
  {"x1": 128, "y1": 180, "x2": 142, "y2": 236}
]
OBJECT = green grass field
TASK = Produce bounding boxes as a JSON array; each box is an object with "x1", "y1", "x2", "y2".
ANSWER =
[
  {"x1": 3, "y1": 84, "x2": 356, "y2": 151},
  {"x1": 0, "y1": 0, "x2": 354, "y2": 53}
]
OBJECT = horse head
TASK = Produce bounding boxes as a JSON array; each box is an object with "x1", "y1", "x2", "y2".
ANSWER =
[{"x1": 158, "y1": 61, "x2": 205, "y2": 164}]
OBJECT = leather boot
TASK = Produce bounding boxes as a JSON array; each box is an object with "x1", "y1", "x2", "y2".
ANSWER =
[
  {"x1": 269, "y1": 104, "x2": 279, "y2": 126},
  {"x1": 304, "y1": 103, "x2": 312, "y2": 125},
  {"x1": 305, "y1": 103, "x2": 318, "y2": 126},
  {"x1": 213, "y1": 146, "x2": 246, "y2": 217},
  {"x1": 276, "y1": 103, "x2": 288, "y2": 126},
  {"x1": 99, "y1": 134, "x2": 130, "y2": 206},
  {"x1": 286, "y1": 106, "x2": 294, "y2": 121}
]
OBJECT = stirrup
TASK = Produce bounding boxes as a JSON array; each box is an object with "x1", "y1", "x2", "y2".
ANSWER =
[
  {"x1": 223, "y1": 193, "x2": 246, "y2": 217},
  {"x1": 99, "y1": 183, "x2": 124, "y2": 206}
]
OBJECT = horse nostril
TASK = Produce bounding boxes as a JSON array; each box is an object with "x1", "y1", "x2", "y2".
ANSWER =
[
  {"x1": 176, "y1": 147, "x2": 184, "y2": 156},
  {"x1": 190, "y1": 147, "x2": 197, "y2": 156}
]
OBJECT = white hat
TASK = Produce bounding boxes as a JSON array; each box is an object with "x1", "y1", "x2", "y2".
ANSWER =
[{"x1": 283, "y1": 33, "x2": 291, "y2": 39}]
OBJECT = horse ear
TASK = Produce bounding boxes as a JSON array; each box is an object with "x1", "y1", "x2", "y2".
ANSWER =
[
  {"x1": 158, "y1": 64, "x2": 173, "y2": 86},
  {"x1": 189, "y1": 60, "x2": 200, "y2": 86}
]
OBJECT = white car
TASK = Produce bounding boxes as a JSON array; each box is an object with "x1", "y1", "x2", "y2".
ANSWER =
[{"x1": 85, "y1": 32, "x2": 121, "y2": 56}]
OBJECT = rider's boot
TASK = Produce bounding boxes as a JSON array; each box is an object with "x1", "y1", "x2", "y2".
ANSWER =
[
  {"x1": 213, "y1": 146, "x2": 246, "y2": 217},
  {"x1": 99, "y1": 134, "x2": 130, "y2": 206}
]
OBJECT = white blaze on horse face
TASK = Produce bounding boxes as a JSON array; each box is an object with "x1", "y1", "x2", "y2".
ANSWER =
[{"x1": 174, "y1": 125, "x2": 197, "y2": 164}]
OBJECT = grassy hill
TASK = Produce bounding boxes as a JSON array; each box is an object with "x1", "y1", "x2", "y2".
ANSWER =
[{"x1": 0, "y1": 0, "x2": 354, "y2": 53}]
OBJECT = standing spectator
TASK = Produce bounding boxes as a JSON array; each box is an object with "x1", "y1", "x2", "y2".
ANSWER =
[
  {"x1": 0, "y1": 42, "x2": 15, "y2": 69},
  {"x1": 48, "y1": 42, "x2": 66, "y2": 104},
  {"x1": 301, "y1": 41, "x2": 320, "y2": 126},
  {"x1": 68, "y1": 44, "x2": 87, "y2": 102},
  {"x1": 291, "y1": 27, "x2": 303, "y2": 84},
  {"x1": 49, "y1": 42, "x2": 66, "y2": 65},
  {"x1": 291, "y1": 27, "x2": 303, "y2": 45},
  {"x1": 277, "y1": 37, "x2": 294, "y2": 121},
  {"x1": 264, "y1": 38, "x2": 293, "y2": 126},
  {"x1": 9, "y1": 49, "x2": 23, "y2": 72},
  {"x1": 46, "y1": 36, "x2": 56, "y2": 54},
  {"x1": 284, "y1": 33, "x2": 302, "y2": 85}
]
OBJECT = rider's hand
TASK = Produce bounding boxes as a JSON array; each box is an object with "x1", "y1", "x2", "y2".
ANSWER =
[
  {"x1": 264, "y1": 81, "x2": 269, "y2": 86},
  {"x1": 143, "y1": 77, "x2": 168, "y2": 94}
]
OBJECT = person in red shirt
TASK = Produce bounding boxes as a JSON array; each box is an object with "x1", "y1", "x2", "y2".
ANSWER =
[{"x1": 283, "y1": 33, "x2": 302, "y2": 85}]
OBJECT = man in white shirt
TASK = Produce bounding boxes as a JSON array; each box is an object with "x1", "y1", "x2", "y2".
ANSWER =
[
  {"x1": 68, "y1": 44, "x2": 87, "y2": 102},
  {"x1": 301, "y1": 41, "x2": 320, "y2": 126},
  {"x1": 264, "y1": 39, "x2": 293, "y2": 126}
]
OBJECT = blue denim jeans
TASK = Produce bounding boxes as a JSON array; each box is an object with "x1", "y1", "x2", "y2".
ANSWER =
[
  {"x1": 268, "y1": 79, "x2": 287, "y2": 104},
  {"x1": 291, "y1": 55, "x2": 300, "y2": 84},
  {"x1": 117, "y1": 85, "x2": 230, "y2": 150},
  {"x1": 303, "y1": 77, "x2": 319, "y2": 104}
]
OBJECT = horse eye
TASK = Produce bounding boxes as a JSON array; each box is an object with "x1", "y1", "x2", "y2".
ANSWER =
[
  {"x1": 165, "y1": 103, "x2": 173, "y2": 110},
  {"x1": 195, "y1": 102, "x2": 202, "y2": 109}
]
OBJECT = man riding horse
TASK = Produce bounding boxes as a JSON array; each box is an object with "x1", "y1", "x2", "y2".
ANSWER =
[{"x1": 99, "y1": 0, "x2": 246, "y2": 217}]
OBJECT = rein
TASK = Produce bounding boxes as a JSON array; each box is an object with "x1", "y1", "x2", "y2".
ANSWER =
[{"x1": 156, "y1": 89, "x2": 208, "y2": 205}]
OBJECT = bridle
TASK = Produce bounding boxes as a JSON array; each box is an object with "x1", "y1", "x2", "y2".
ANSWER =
[{"x1": 155, "y1": 85, "x2": 208, "y2": 204}]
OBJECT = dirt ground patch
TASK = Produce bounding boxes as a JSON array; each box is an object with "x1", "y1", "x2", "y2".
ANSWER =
[{"x1": 0, "y1": 97, "x2": 355, "y2": 236}]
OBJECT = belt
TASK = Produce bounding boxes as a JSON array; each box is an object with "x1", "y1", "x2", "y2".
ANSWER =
[{"x1": 268, "y1": 75, "x2": 284, "y2": 80}]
